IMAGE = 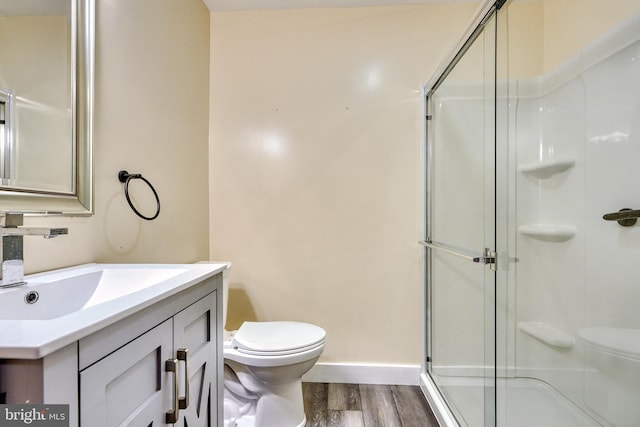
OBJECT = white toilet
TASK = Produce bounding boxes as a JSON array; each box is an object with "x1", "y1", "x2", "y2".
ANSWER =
[{"x1": 220, "y1": 264, "x2": 326, "y2": 427}]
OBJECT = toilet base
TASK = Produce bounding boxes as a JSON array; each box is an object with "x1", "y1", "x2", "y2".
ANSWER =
[
  {"x1": 224, "y1": 414, "x2": 255, "y2": 427},
  {"x1": 224, "y1": 359, "x2": 312, "y2": 427},
  {"x1": 253, "y1": 380, "x2": 307, "y2": 427},
  {"x1": 224, "y1": 415, "x2": 306, "y2": 427}
]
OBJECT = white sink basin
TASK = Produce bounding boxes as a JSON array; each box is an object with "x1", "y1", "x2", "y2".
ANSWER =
[
  {"x1": 0, "y1": 263, "x2": 226, "y2": 358},
  {"x1": 0, "y1": 266, "x2": 188, "y2": 320}
]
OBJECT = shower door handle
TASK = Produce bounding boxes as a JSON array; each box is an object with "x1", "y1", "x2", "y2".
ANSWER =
[{"x1": 419, "y1": 240, "x2": 496, "y2": 270}]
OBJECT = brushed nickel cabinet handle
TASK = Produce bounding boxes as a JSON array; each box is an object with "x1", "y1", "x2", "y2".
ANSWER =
[
  {"x1": 165, "y1": 358, "x2": 179, "y2": 424},
  {"x1": 177, "y1": 348, "x2": 190, "y2": 410}
]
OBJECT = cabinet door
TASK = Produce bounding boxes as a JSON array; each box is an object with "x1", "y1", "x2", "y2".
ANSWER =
[
  {"x1": 173, "y1": 292, "x2": 217, "y2": 427},
  {"x1": 80, "y1": 319, "x2": 173, "y2": 427}
]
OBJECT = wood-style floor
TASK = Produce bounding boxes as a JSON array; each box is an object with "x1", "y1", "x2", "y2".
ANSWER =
[{"x1": 303, "y1": 383, "x2": 440, "y2": 427}]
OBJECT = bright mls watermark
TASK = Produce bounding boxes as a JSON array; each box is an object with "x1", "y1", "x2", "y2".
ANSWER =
[{"x1": 0, "y1": 405, "x2": 68, "y2": 426}]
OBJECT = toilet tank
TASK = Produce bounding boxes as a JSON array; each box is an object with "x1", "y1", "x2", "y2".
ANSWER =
[{"x1": 579, "y1": 327, "x2": 640, "y2": 427}]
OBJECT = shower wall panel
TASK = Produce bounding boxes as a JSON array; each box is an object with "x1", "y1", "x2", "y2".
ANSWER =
[
  {"x1": 514, "y1": 73, "x2": 587, "y2": 404},
  {"x1": 582, "y1": 37, "x2": 640, "y2": 328},
  {"x1": 513, "y1": 12, "x2": 640, "y2": 419}
]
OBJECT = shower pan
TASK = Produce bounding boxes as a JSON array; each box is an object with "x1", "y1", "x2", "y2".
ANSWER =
[{"x1": 420, "y1": 1, "x2": 640, "y2": 426}]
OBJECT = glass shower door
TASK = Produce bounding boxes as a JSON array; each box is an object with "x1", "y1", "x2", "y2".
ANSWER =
[{"x1": 424, "y1": 10, "x2": 496, "y2": 427}]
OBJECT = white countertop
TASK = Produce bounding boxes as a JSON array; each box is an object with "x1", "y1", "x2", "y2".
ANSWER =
[{"x1": 0, "y1": 263, "x2": 226, "y2": 359}]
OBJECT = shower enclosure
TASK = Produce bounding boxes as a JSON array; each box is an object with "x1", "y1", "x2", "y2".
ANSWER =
[{"x1": 420, "y1": 1, "x2": 640, "y2": 426}]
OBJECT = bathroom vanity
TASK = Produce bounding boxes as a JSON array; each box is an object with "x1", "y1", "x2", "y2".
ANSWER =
[{"x1": 0, "y1": 263, "x2": 225, "y2": 427}]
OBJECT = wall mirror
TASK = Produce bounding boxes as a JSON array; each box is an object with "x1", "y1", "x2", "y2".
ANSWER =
[{"x1": 0, "y1": 0, "x2": 93, "y2": 215}]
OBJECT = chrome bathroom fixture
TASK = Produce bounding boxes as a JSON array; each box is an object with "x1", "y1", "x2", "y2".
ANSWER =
[{"x1": 0, "y1": 213, "x2": 68, "y2": 288}]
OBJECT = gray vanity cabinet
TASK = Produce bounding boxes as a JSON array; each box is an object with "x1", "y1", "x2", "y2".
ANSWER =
[{"x1": 79, "y1": 286, "x2": 220, "y2": 426}]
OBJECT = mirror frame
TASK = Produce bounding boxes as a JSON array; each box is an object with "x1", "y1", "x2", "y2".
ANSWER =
[{"x1": 0, "y1": 0, "x2": 93, "y2": 216}]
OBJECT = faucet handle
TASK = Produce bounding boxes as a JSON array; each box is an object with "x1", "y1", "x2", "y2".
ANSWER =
[
  {"x1": 602, "y1": 208, "x2": 640, "y2": 227},
  {"x1": 1, "y1": 227, "x2": 68, "y2": 238},
  {"x1": 46, "y1": 228, "x2": 69, "y2": 238}
]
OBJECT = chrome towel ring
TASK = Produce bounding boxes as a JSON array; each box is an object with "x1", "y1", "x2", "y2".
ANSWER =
[{"x1": 118, "y1": 170, "x2": 160, "y2": 220}]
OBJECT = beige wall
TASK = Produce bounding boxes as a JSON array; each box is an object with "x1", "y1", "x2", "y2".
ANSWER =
[
  {"x1": 209, "y1": 4, "x2": 477, "y2": 365},
  {"x1": 14, "y1": 0, "x2": 210, "y2": 273},
  {"x1": 3, "y1": 0, "x2": 479, "y2": 369},
  {"x1": 497, "y1": 0, "x2": 640, "y2": 77},
  {"x1": 543, "y1": 0, "x2": 640, "y2": 71},
  {"x1": 501, "y1": 0, "x2": 543, "y2": 79}
]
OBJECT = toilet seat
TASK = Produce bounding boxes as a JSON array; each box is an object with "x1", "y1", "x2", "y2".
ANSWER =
[
  {"x1": 232, "y1": 321, "x2": 326, "y2": 355},
  {"x1": 235, "y1": 341, "x2": 325, "y2": 356},
  {"x1": 224, "y1": 321, "x2": 326, "y2": 368},
  {"x1": 224, "y1": 340, "x2": 324, "y2": 367}
]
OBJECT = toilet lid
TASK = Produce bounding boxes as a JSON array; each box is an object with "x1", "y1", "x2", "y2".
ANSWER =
[
  {"x1": 232, "y1": 321, "x2": 326, "y2": 354},
  {"x1": 578, "y1": 327, "x2": 640, "y2": 359}
]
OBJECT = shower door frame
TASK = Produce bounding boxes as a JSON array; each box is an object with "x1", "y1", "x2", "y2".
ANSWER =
[{"x1": 419, "y1": 1, "x2": 503, "y2": 426}]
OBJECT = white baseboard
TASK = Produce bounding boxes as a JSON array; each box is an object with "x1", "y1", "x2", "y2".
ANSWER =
[{"x1": 302, "y1": 363, "x2": 420, "y2": 386}]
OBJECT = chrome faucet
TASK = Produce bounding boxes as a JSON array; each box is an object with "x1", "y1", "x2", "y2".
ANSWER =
[{"x1": 0, "y1": 212, "x2": 68, "y2": 288}]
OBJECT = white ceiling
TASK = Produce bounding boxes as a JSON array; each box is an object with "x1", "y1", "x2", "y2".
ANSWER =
[{"x1": 203, "y1": 0, "x2": 465, "y2": 11}]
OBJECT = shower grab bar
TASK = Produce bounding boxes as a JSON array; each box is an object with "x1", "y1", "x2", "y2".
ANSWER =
[
  {"x1": 602, "y1": 208, "x2": 639, "y2": 227},
  {"x1": 419, "y1": 240, "x2": 495, "y2": 266}
]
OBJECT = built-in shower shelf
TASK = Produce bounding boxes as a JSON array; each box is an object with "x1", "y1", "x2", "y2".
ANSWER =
[
  {"x1": 518, "y1": 224, "x2": 576, "y2": 241},
  {"x1": 519, "y1": 159, "x2": 575, "y2": 179},
  {"x1": 518, "y1": 322, "x2": 575, "y2": 349}
]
